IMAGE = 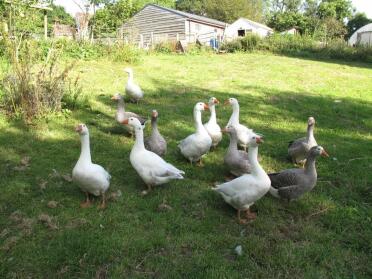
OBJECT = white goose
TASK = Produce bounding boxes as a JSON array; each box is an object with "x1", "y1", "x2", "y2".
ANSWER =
[
  {"x1": 124, "y1": 68, "x2": 144, "y2": 102},
  {"x1": 179, "y1": 102, "x2": 212, "y2": 165},
  {"x1": 214, "y1": 135, "x2": 270, "y2": 224},
  {"x1": 111, "y1": 93, "x2": 146, "y2": 134},
  {"x1": 225, "y1": 97, "x2": 256, "y2": 151},
  {"x1": 121, "y1": 117, "x2": 184, "y2": 192},
  {"x1": 72, "y1": 124, "x2": 111, "y2": 208},
  {"x1": 203, "y1": 97, "x2": 222, "y2": 148}
]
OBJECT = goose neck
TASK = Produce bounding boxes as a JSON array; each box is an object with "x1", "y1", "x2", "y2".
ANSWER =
[
  {"x1": 209, "y1": 105, "x2": 217, "y2": 123},
  {"x1": 304, "y1": 155, "x2": 317, "y2": 176},
  {"x1": 306, "y1": 125, "x2": 314, "y2": 142},
  {"x1": 127, "y1": 72, "x2": 134, "y2": 82},
  {"x1": 247, "y1": 146, "x2": 263, "y2": 175},
  {"x1": 151, "y1": 118, "x2": 160, "y2": 135},
  {"x1": 78, "y1": 134, "x2": 92, "y2": 164},
  {"x1": 194, "y1": 109, "x2": 204, "y2": 133},
  {"x1": 229, "y1": 103, "x2": 240, "y2": 125},
  {"x1": 133, "y1": 127, "x2": 145, "y2": 150},
  {"x1": 118, "y1": 98, "x2": 125, "y2": 113},
  {"x1": 228, "y1": 133, "x2": 239, "y2": 151}
]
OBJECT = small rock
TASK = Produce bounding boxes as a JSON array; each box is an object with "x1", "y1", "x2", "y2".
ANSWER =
[
  {"x1": 140, "y1": 190, "x2": 148, "y2": 196},
  {"x1": 334, "y1": 100, "x2": 342, "y2": 103},
  {"x1": 332, "y1": 157, "x2": 338, "y2": 161},
  {"x1": 234, "y1": 245, "x2": 243, "y2": 256},
  {"x1": 47, "y1": 201, "x2": 58, "y2": 208}
]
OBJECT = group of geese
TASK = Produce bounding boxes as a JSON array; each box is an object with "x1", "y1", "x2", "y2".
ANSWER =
[{"x1": 72, "y1": 68, "x2": 329, "y2": 224}]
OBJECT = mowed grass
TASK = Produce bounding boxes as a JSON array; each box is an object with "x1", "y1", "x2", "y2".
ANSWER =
[{"x1": 0, "y1": 53, "x2": 371, "y2": 278}]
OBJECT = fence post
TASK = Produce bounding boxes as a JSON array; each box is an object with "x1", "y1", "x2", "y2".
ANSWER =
[
  {"x1": 151, "y1": 32, "x2": 154, "y2": 47},
  {"x1": 140, "y1": 34, "x2": 144, "y2": 48},
  {"x1": 176, "y1": 33, "x2": 179, "y2": 41}
]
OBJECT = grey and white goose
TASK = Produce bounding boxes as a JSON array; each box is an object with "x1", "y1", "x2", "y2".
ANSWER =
[
  {"x1": 269, "y1": 145, "x2": 329, "y2": 201},
  {"x1": 223, "y1": 125, "x2": 251, "y2": 177},
  {"x1": 111, "y1": 93, "x2": 146, "y2": 134},
  {"x1": 288, "y1": 116, "x2": 317, "y2": 165},
  {"x1": 144, "y1": 110, "x2": 167, "y2": 157}
]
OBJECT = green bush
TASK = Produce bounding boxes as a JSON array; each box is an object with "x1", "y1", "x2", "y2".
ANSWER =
[
  {"x1": 110, "y1": 44, "x2": 143, "y2": 63},
  {"x1": 240, "y1": 34, "x2": 261, "y2": 51},
  {"x1": 153, "y1": 41, "x2": 178, "y2": 53},
  {"x1": 221, "y1": 33, "x2": 372, "y2": 63}
]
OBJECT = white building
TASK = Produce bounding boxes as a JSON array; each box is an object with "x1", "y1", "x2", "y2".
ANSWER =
[
  {"x1": 348, "y1": 23, "x2": 372, "y2": 47},
  {"x1": 225, "y1": 18, "x2": 273, "y2": 41}
]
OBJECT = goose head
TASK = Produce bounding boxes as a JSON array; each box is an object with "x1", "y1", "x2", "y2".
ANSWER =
[
  {"x1": 224, "y1": 97, "x2": 238, "y2": 107},
  {"x1": 111, "y1": 93, "x2": 123, "y2": 101},
  {"x1": 194, "y1": 102, "x2": 209, "y2": 112},
  {"x1": 208, "y1": 97, "x2": 220, "y2": 107},
  {"x1": 124, "y1": 67, "x2": 133, "y2": 75},
  {"x1": 248, "y1": 134, "x2": 264, "y2": 147},
  {"x1": 151, "y1": 110, "x2": 159, "y2": 119},
  {"x1": 75, "y1": 123, "x2": 89, "y2": 136},
  {"x1": 309, "y1": 146, "x2": 329, "y2": 158},
  {"x1": 222, "y1": 125, "x2": 238, "y2": 136},
  {"x1": 308, "y1": 116, "x2": 316, "y2": 126},
  {"x1": 121, "y1": 117, "x2": 142, "y2": 130}
]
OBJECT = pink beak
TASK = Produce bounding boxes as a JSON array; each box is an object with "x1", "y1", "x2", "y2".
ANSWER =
[
  {"x1": 121, "y1": 119, "x2": 129, "y2": 125},
  {"x1": 256, "y1": 137, "x2": 263, "y2": 144}
]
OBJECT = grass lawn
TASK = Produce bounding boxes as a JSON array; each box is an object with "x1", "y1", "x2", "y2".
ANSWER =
[{"x1": 0, "y1": 52, "x2": 371, "y2": 278}]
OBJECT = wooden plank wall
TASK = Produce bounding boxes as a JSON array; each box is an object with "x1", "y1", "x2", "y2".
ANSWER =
[{"x1": 121, "y1": 5, "x2": 186, "y2": 47}]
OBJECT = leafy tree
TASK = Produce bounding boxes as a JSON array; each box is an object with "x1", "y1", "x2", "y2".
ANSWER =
[
  {"x1": 317, "y1": 0, "x2": 352, "y2": 21},
  {"x1": 48, "y1": 4, "x2": 75, "y2": 26},
  {"x1": 176, "y1": 0, "x2": 266, "y2": 23},
  {"x1": 347, "y1": 12, "x2": 372, "y2": 38},
  {"x1": 175, "y1": 0, "x2": 207, "y2": 15}
]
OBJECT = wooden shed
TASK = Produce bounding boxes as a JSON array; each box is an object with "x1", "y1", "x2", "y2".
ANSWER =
[{"x1": 120, "y1": 4, "x2": 227, "y2": 48}]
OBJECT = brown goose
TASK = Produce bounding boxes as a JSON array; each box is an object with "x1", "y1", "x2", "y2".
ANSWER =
[
  {"x1": 144, "y1": 110, "x2": 167, "y2": 157},
  {"x1": 223, "y1": 125, "x2": 251, "y2": 176},
  {"x1": 269, "y1": 146, "x2": 329, "y2": 201},
  {"x1": 111, "y1": 93, "x2": 146, "y2": 134},
  {"x1": 288, "y1": 117, "x2": 317, "y2": 165}
]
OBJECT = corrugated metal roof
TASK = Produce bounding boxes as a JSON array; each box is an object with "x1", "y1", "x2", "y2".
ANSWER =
[
  {"x1": 237, "y1": 18, "x2": 273, "y2": 31},
  {"x1": 145, "y1": 4, "x2": 228, "y2": 28}
]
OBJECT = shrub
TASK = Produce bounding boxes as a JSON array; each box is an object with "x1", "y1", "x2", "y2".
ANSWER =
[
  {"x1": 110, "y1": 44, "x2": 143, "y2": 63},
  {"x1": 221, "y1": 33, "x2": 372, "y2": 63},
  {"x1": 0, "y1": 31, "x2": 80, "y2": 120},
  {"x1": 153, "y1": 41, "x2": 178, "y2": 53},
  {"x1": 240, "y1": 34, "x2": 261, "y2": 51}
]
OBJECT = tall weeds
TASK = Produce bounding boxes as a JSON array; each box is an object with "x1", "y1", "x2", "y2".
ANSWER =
[{"x1": 0, "y1": 28, "x2": 77, "y2": 120}]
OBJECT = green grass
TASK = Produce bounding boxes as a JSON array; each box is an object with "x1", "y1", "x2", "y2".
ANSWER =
[{"x1": 1, "y1": 52, "x2": 372, "y2": 278}]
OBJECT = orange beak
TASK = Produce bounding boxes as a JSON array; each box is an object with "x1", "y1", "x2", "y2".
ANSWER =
[
  {"x1": 214, "y1": 99, "x2": 220, "y2": 104},
  {"x1": 204, "y1": 103, "x2": 209, "y2": 110},
  {"x1": 111, "y1": 96, "x2": 118, "y2": 100},
  {"x1": 75, "y1": 125, "x2": 82, "y2": 132},
  {"x1": 256, "y1": 137, "x2": 264, "y2": 144},
  {"x1": 152, "y1": 111, "x2": 158, "y2": 118},
  {"x1": 224, "y1": 99, "x2": 230, "y2": 106},
  {"x1": 321, "y1": 150, "x2": 329, "y2": 157},
  {"x1": 121, "y1": 119, "x2": 129, "y2": 125},
  {"x1": 221, "y1": 128, "x2": 228, "y2": 133}
]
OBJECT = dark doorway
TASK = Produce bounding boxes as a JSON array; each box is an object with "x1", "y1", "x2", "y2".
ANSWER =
[{"x1": 238, "y1": 29, "x2": 245, "y2": 37}]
